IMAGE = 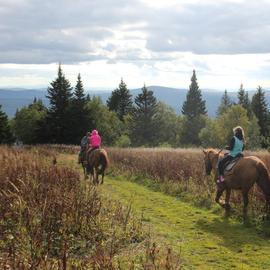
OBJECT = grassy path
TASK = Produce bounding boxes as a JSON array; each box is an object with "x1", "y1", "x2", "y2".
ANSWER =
[{"x1": 60, "y1": 154, "x2": 270, "y2": 270}]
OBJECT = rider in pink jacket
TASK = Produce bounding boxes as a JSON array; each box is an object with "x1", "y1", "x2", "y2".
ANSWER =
[
  {"x1": 88, "y1": 129, "x2": 101, "y2": 151},
  {"x1": 86, "y1": 129, "x2": 101, "y2": 174}
]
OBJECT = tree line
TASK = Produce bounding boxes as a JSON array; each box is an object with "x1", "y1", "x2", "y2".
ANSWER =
[{"x1": 0, "y1": 65, "x2": 269, "y2": 149}]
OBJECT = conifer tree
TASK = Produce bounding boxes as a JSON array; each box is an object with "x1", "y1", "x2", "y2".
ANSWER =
[
  {"x1": 132, "y1": 85, "x2": 157, "y2": 145},
  {"x1": 74, "y1": 73, "x2": 85, "y2": 105},
  {"x1": 46, "y1": 64, "x2": 73, "y2": 143},
  {"x1": 69, "y1": 74, "x2": 93, "y2": 144},
  {"x1": 237, "y1": 83, "x2": 251, "y2": 117},
  {"x1": 251, "y1": 86, "x2": 269, "y2": 138},
  {"x1": 107, "y1": 78, "x2": 133, "y2": 120},
  {"x1": 86, "y1": 93, "x2": 91, "y2": 102},
  {"x1": 238, "y1": 83, "x2": 245, "y2": 105},
  {"x1": 182, "y1": 70, "x2": 207, "y2": 118},
  {"x1": 217, "y1": 89, "x2": 232, "y2": 115},
  {"x1": 181, "y1": 70, "x2": 207, "y2": 145},
  {"x1": 0, "y1": 105, "x2": 12, "y2": 143}
]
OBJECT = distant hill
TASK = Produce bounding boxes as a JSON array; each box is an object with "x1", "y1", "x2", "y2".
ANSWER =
[{"x1": 0, "y1": 86, "x2": 269, "y2": 118}]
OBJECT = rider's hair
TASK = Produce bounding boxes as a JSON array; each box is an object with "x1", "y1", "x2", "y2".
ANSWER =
[{"x1": 233, "y1": 126, "x2": 245, "y2": 142}]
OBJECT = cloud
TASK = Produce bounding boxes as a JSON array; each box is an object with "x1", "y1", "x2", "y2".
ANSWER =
[
  {"x1": 0, "y1": 0, "x2": 270, "y2": 65},
  {"x1": 145, "y1": 1, "x2": 270, "y2": 54}
]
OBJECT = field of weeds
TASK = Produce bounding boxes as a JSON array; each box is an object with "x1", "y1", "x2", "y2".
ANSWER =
[
  {"x1": 0, "y1": 146, "x2": 181, "y2": 270},
  {"x1": 108, "y1": 147, "x2": 270, "y2": 218}
]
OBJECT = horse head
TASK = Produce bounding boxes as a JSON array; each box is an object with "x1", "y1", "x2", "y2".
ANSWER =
[{"x1": 202, "y1": 149, "x2": 213, "y2": 175}]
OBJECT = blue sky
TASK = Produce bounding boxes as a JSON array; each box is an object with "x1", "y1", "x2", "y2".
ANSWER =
[{"x1": 0, "y1": 0, "x2": 270, "y2": 90}]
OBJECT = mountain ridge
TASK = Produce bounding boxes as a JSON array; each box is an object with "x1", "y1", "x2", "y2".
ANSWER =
[{"x1": 1, "y1": 86, "x2": 269, "y2": 118}]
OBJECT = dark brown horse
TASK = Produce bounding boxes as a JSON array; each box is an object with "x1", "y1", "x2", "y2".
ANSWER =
[
  {"x1": 86, "y1": 148, "x2": 109, "y2": 184},
  {"x1": 203, "y1": 148, "x2": 270, "y2": 215}
]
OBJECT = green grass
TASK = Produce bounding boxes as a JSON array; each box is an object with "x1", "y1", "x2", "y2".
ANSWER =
[{"x1": 59, "y1": 154, "x2": 270, "y2": 270}]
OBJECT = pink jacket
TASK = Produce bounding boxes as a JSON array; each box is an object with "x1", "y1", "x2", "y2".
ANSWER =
[{"x1": 89, "y1": 130, "x2": 101, "y2": 148}]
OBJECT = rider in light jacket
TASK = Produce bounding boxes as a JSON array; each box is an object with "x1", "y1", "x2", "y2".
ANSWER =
[{"x1": 218, "y1": 126, "x2": 245, "y2": 183}]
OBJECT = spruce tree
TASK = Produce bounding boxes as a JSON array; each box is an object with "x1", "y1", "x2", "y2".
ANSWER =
[
  {"x1": 46, "y1": 64, "x2": 73, "y2": 143},
  {"x1": 74, "y1": 73, "x2": 85, "y2": 104},
  {"x1": 107, "y1": 78, "x2": 133, "y2": 120},
  {"x1": 251, "y1": 86, "x2": 269, "y2": 138},
  {"x1": 238, "y1": 83, "x2": 245, "y2": 105},
  {"x1": 86, "y1": 93, "x2": 91, "y2": 102},
  {"x1": 237, "y1": 83, "x2": 251, "y2": 117},
  {"x1": 181, "y1": 70, "x2": 207, "y2": 146},
  {"x1": 217, "y1": 89, "x2": 232, "y2": 115},
  {"x1": 0, "y1": 105, "x2": 12, "y2": 143},
  {"x1": 69, "y1": 74, "x2": 93, "y2": 144},
  {"x1": 132, "y1": 85, "x2": 157, "y2": 146},
  {"x1": 182, "y1": 70, "x2": 207, "y2": 118}
]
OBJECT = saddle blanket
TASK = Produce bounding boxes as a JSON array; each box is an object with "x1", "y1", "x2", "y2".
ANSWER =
[{"x1": 218, "y1": 155, "x2": 242, "y2": 173}]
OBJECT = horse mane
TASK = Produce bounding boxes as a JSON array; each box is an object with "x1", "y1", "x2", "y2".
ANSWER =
[{"x1": 206, "y1": 148, "x2": 218, "y2": 154}]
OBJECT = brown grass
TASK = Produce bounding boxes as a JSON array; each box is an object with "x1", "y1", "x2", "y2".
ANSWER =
[{"x1": 0, "y1": 145, "x2": 182, "y2": 269}]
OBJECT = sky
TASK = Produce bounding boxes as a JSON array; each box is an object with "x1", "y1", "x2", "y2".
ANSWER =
[{"x1": 1, "y1": 0, "x2": 270, "y2": 90}]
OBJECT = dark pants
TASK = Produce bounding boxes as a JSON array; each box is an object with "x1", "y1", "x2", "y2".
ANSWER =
[{"x1": 218, "y1": 155, "x2": 233, "y2": 175}]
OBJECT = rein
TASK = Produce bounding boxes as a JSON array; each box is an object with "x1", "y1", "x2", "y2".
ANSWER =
[{"x1": 217, "y1": 148, "x2": 224, "y2": 155}]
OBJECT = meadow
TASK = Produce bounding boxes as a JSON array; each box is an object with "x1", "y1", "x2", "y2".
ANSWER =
[
  {"x1": 0, "y1": 146, "x2": 181, "y2": 269},
  {"x1": 2, "y1": 145, "x2": 270, "y2": 269}
]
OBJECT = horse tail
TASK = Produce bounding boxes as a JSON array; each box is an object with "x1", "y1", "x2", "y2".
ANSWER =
[
  {"x1": 99, "y1": 150, "x2": 109, "y2": 174},
  {"x1": 256, "y1": 161, "x2": 270, "y2": 203}
]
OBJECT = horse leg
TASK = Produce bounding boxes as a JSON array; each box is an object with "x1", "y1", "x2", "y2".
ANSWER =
[
  {"x1": 101, "y1": 171, "x2": 104, "y2": 184},
  {"x1": 95, "y1": 167, "x2": 99, "y2": 185},
  {"x1": 91, "y1": 168, "x2": 95, "y2": 184},
  {"x1": 224, "y1": 188, "x2": 231, "y2": 211},
  {"x1": 82, "y1": 164, "x2": 87, "y2": 180},
  {"x1": 215, "y1": 184, "x2": 226, "y2": 207},
  {"x1": 242, "y1": 191, "x2": 249, "y2": 218}
]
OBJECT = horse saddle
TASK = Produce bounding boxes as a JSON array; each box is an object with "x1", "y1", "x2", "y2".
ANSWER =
[
  {"x1": 224, "y1": 155, "x2": 243, "y2": 173},
  {"x1": 217, "y1": 154, "x2": 243, "y2": 174}
]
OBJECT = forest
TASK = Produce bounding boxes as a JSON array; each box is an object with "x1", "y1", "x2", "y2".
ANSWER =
[{"x1": 0, "y1": 65, "x2": 269, "y2": 149}]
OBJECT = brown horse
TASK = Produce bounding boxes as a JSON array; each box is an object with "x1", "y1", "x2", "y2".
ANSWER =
[
  {"x1": 203, "y1": 148, "x2": 270, "y2": 215},
  {"x1": 86, "y1": 148, "x2": 109, "y2": 184}
]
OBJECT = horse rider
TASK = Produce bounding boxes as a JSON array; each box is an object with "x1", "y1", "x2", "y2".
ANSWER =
[
  {"x1": 86, "y1": 129, "x2": 102, "y2": 173},
  {"x1": 78, "y1": 131, "x2": 90, "y2": 164},
  {"x1": 87, "y1": 129, "x2": 102, "y2": 157},
  {"x1": 218, "y1": 126, "x2": 245, "y2": 183}
]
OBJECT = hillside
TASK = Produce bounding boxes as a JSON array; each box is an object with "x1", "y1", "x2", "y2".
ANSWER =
[{"x1": 1, "y1": 86, "x2": 269, "y2": 118}]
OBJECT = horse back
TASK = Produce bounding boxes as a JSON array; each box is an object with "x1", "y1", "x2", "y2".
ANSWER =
[
  {"x1": 89, "y1": 148, "x2": 109, "y2": 167},
  {"x1": 227, "y1": 155, "x2": 268, "y2": 186},
  {"x1": 99, "y1": 148, "x2": 109, "y2": 168}
]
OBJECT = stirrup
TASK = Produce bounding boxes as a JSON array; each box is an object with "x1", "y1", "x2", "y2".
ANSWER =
[{"x1": 217, "y1": 175, "x2": 225, "y2": 183}]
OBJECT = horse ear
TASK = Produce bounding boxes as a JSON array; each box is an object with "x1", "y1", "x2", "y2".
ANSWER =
[{"x1": 202, "y1": 149, "x2": 207, "y2": 155}]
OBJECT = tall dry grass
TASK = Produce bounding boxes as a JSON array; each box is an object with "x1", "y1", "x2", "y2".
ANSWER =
[{"x1": 0, "y1": 146, "x2": 182, "y2": 269}]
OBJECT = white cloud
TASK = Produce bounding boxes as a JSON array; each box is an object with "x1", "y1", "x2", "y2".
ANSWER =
[
  {"x1": 1, "y1": 52, "x2": 270, "y2": 90},
  {"x1": 0, "y1": 0, "x2": 270, "y2": 88}
]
